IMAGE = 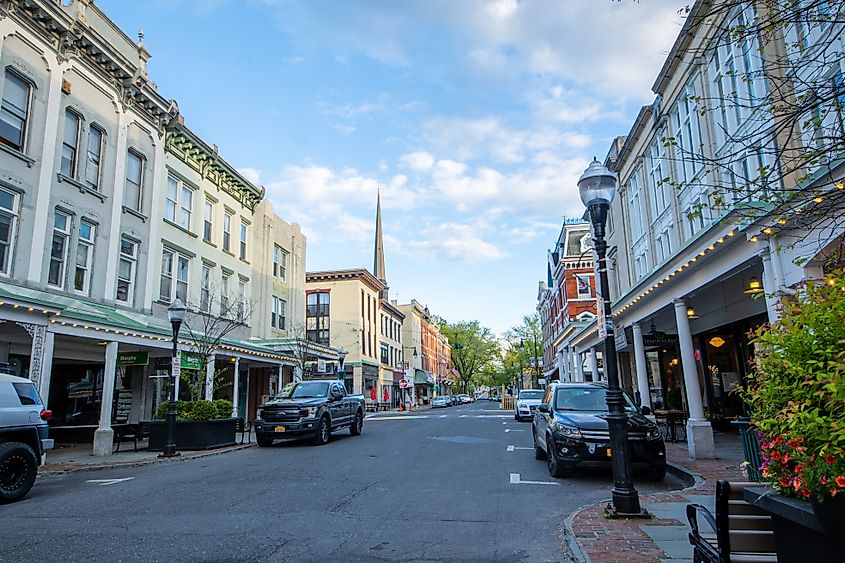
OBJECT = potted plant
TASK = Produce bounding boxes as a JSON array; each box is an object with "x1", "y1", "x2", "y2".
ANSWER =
[
  {"x1": 744, "y1": 268, "x2": 845, "y2": 538},
  {"x1": 148, "y1": 399, "x2": 236, "y2": 450}
]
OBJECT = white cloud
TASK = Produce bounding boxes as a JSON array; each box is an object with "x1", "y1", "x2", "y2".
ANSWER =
[
  {"x1": 406, "y1": 223, "x2": 507, "y2": 263},
  {"x1": 238, "y1": 167, "x2": 262, "y2": 184},
  {"x1": 399, "y1": 150, "x2": 435, "y2": 171}
]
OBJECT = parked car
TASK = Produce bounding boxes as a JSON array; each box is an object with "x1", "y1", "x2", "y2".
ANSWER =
[
  {"x1": 514, "y1": 389, "x2": 544, "y2": 421},
  {"x1": 255, "y1": 380, "x2": 365, "y2": 447},
  {"x1": 431, "y1": 396, "x2": 449, "y2": 408},
  {"x1": 459, "y1": 394, "x2": 474, "y2": 404},
  {"x1": 450, "y1": 395, "x2": 461, "y2": 406},
  {"x1": 532, "y1": 382, "x2": 665, "y2": 481},
  {"x1": 0, "y1": 374, "x2": 53, "y2": 503}
]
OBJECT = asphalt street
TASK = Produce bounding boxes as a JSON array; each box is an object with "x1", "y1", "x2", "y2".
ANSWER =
[{"x1": 0, "y1": 401, "x2": 682, "y2": 562}]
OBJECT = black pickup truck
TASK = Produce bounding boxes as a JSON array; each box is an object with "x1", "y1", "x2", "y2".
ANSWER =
[{"x1": 255, "y1": 380, "x2": 366, "y2": 447}]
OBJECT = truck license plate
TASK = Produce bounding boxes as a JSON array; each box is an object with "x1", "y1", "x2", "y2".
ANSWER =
[{"x1": 274, "y1": 426, "x2": 286, "y2": 432}]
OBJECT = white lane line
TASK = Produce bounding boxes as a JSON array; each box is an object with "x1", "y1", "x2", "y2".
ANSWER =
[
  {"x1": 507, "y1": 445, "x2": 532, "y2": 451},
  {"x1": 507, "y1": 445, "x2": 515, "y2": 452},
  {"x1": 439, "y1": 414, "x2": 448, "y2": 418},
  {"x1": 86, "y1": 477, "x2": 134, "y2": 486},
  {"x1": 509, "y1": 473, "x2": 559, "y2": 486},
  {"x1": 504, "y1": 428, "x2": 525, "y2": 433},
  {"x1": 368, "y1": 415, "x2": 430, "y2": 420}
]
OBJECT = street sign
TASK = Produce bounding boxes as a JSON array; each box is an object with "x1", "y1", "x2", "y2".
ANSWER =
[
  {"x1": 180, "y1": 353, "x2": 202, "y2": 370},
  {"x1": 399, "y1": 379, "x2": 409, "y2": 389},
  {"x1": 171, "y1": 357, "x2": 181, "y2": 378}
]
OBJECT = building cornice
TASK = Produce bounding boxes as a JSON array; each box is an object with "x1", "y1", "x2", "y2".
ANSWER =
[{"x1": 306, "y1": 269, "x2": 385, "y2": 292}]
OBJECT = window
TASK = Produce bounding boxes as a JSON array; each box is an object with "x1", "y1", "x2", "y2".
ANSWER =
[
  {"x1": 237, "y1": 279, "x2": 247, "y2": 322},
  {"x1": 85, "y1": 126, "x2": 103, "y2": 190},
  {"x1": 634, "y1": 251, "x2": 649, "y2": 280},
  {"x1": 160, "y1": 248, "x2": 189, "y2": 302},
  {"x1": 203, "y1": 200, "x2": 213, "y2": 242},
  {"x1": 273, "y1": 245, "x2": 288, "y2": 279},
  {"x1": 73, "y1": 220, "x2": 95, "y2": 293},
  {"x1": 221, "y1": 272, "x2": 230, "y2": 314},
  {"x1": 672, "y1": 83, "x2": 703, "y2": 185},
  {"x1": 223, "y1": 212, "x2": 232, "y2": 252},
  {"x1": 0, "y1": 71, "x2": 31, "y2": 151},
  {"x1": 0, "y1": 188, "x2": 19, "y2": 275},
  {"x1": 124, "y1": 151, "x2": 144, "y2": 212},
  {"x1": 381, "y1": 342, "x2": 389, "y2": 365},
  {"x1": 239, "y1": 221, "x2": 248, "y2": 260},
  {"x1": 647, "y1": 137, "x2": 668, "y2": 217},
  {"x1": 60, "y1": 111, "x2": 80, "y2": 178},
  {"x1": 116, "y1": 237, "x2": 137, "y2": 304},
  {"x1": 271, "y1": 295, "x2": 286, "y2": 330},
  {"x1": 306, "y1": 292, "x2": 330, "y2": 344},
  {"x1": 48, "y1": 211, "x2": 70, "y2": 287},
  {"x1": 165, "y1": 175, "x2": 194, "y2": 230},
  {"x1": 575, "y1": 274, "x2": 592, "y2": 299},
  {"x1": 200, "y1": 264, "x2": 211, "y2": 313},
  {"x1": 627, "y1": 170, "x2": 645, "y2": 240}
]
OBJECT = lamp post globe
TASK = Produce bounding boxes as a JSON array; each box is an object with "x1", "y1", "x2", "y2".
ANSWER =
[
  {"x1": 162, "y1": 297, "x2": 187, "y2": 458},
  {"x1": 577, "y1": 158, "x2": 643, "y2": 516}
]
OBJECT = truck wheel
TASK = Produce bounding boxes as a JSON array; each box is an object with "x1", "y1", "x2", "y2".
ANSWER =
[
  {"x1": 349, "y1": 410, "x2": 364, "y2": 436},
  {"x1": 313, "y1": 416, "x2": 331, "y2": 446},
  {"x1": 0, "y1": 442, "x2": 38, "y2": 504},
  {"x1": 256, "y1": 435, "x2": 274, "y2": 447}
]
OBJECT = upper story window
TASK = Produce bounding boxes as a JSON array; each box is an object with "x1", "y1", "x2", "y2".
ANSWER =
[
  {"x1": 221, "y1": 272, "x2": 230, "y2": 314},
  {"x1": 306, "y1": 291, "x2": 330, "y2": 345},
  {"x1": 0, "y1": 71, "x2": 31, "y2": 152},
  {"x1": 48, "y1": 210, "x2": 71, "y2": 288},
  {"x1": 672, "y1": 83, "x2": 703, "y2": 185},
  {"x1": 239, "y1": 221, "x2": 248, "y2": 260},
  {"x1": 634, "y1": 251, "x2": 649, "y2": 280},
  {"x1": 647, "y1": 137, "x2": 669, "y2": 218},
  {"x1": 73, "y1": 220, "x2": 95, "y2": 294},
  {"x1": 222, "y1": 211, "x2": 232, "y2": 252},
  {"x1": 575, "y1": 274, "x2": 593, "y2": 299},
  {"x1": 237, "y1": 279, "x2": 247, "y2": 322},
  {"x1": 627, "y1": 170, "x2": 646, "y2": 240},
  {"x1": 160, "y1": 248, "x2": 189, "y2": 303},
  {"x1": 60, "y1": 110, "x2": 81, "y2": 178},
  {"x1": 116, "y1": 236, "x2": 138, "y2": 304},
  {"x1": 203, "y1": 199, "x2": 214, "y2": 242},
  {"x1": 273, "y1": 245, "x2": 287, "y2": 279},
  {"x1": 165, "y1": 175, "x2": 193, "y2": 230},
  {"x1": 124, "y1": 150, "x2": 145, "y2": 212},
  {"x1": 0, "y1": 188, "x2": 20, "y2": 275},
  {"x1": 85, "y1": 126, "x2": 104, "y2": 191},
  {"x1": 271, "y1": 295, "x2": 286, "y2": 330}
]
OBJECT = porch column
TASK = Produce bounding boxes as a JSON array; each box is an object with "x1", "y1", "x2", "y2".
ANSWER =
[
  {"x1": 631, "y1": 323, "x2": 651, "y2": 410},
  {"x1": 759, "y1": 249, "x2": 780, "y2": 322},
  {"x1": 293, "y1": 365, "x2": 303, "y2": 383},
  {"x1": 588, "y1": 347, "x2": 599, "y2": 382},
  {"x1": 231, "y1": 358, "x2": 240, "y2": 417},
  {"x1": 93, "y1": 341, "x2": 119, "y2": 456},
  {"x1": 204, "y1": 355, "x2": 215, "y2": 401},
  {"x1": 673, "y1": 298, "x2": 714, "y2": 459},
  {"x1": 38, "y1": 330, "x2": 55, "y2": 406},
  {"x1": 574, "y1": 346, "x2": 585, "y2": 382}
]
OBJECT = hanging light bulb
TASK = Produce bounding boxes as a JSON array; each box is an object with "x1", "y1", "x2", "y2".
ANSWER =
[
  {"x1": 745, "y1": 277, "x2": 764, "y2": 294},
  {"x1": 686, "y1": 307, "x2": 699, "y2": 319}
]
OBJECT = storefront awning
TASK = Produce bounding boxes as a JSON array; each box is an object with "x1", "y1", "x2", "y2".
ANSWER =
[{"x1": 414, "y1": 370, "x2": 435, "y2": 385}]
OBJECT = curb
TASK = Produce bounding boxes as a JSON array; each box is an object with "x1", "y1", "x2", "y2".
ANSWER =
[
  {"x1": 666, "y1": 461, "x2": 702, "y2": 490},
  {"x1": 39, "y1": 443, "x2": 255, "y2": 477},
  {"x1": 562, "y1": 505, "x2": 592, "y2": 562}
]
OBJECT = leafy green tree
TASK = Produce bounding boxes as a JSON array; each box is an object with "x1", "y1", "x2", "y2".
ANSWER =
[
  {"x1": 440, "y1": 320, "x2": 501, "y2": 392},
  {"x1": 505, "y1": 314, "x2": 543, "y2": 388}
]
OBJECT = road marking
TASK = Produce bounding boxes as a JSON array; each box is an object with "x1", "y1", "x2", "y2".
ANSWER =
[
  {"x1": 507, "y1": 445, "x2": 532, "y2": 451},
  {"x1": 86, "y1": 477, "x2": 134, "y2": 486},
  {"x1": 504, "y1": 428, "x2": 525, "y2": 433},
  {"x1": 439, "y1": 414, "x2": 448, "y2": 418},
  {"x1": 509, "y1": 473, "x2": 559, "y2": 486},
  {"x1": 368, "y1": 415, "x2": 429, "y2": 420},
  {"x1": 507, "y1": 445, "x2": 514, "y2": 451}
]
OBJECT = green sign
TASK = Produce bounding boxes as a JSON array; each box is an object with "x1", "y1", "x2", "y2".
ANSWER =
[
  {"x1": 433, "y1": 385, "x2": 440, "y2": 392},
  {"x1": 180, "y1": 353, "x2": 203, "y2": 370},
  {"x1": 118, "y1": 351, "x2": 149, "y2": 366}
]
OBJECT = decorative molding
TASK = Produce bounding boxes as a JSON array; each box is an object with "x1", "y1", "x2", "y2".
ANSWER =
[{"x1": 16, "y1": 322, "x2": 46, "y2": 386}]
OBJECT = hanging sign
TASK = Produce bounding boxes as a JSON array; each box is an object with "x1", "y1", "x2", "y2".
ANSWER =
[
  {"x1": 180, "y1": 353, "x2": 203, "y2": 370},
  {"x1": 118, "y1": 351, "x2": 149, "y2": 366},
  {"x1": 171, "y1": 357, "x2": 181, "y2": 378}
]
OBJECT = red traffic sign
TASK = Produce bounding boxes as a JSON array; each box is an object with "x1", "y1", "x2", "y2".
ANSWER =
[{"x1": 399, "y1": 379, "x2": 409, "y2": 389}]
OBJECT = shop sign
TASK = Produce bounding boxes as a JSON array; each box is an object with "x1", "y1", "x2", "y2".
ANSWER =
[
  {"x1": 317, "y1": 359, "x2": 327, "y2": 373},
  {"x1": 180, "y1": 353, "x2": 203, "y2": 370},
  {"x1": 643, "y1": 335, "x2": 679, "y2": 347},
  {"x1": 614, "y1": 328, "x2": 628, "y2": 352},
  {"x1": 118, "y1": 351, "x2": 149, "y2": 366},
  {"x1": 362, "y1": 364, "x2": 379, "y2": 378}
]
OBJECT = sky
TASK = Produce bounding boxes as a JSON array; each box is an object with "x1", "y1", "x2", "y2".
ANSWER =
[{"x1": 99, "y1": 0, "x2": 686, "y2": 335}]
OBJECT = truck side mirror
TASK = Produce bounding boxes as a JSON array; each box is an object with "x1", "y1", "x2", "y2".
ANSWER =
[{"x1": 537, "y1": 403, "x2": 550, "y2": 413}]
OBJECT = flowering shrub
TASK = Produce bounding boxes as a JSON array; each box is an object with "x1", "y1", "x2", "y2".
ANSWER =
[{"x1": 745, "y1": 268, "x2": 845, "y2": 502}]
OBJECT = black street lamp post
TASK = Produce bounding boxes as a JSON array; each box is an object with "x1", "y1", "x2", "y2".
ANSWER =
[
  {"x1": 162, "y1": 298, "x2": 186, "y2": 458},
  {"x1": 578, "y1": 158, "x2": 643, "y2": 516}
]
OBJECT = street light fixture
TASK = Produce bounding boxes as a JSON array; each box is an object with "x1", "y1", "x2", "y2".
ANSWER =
[
  {"x1": 578, "y1": 158, "x2": 643, "y2": 516},
  {"x1": 162, "y1": 298, "x2": 187, "y2": 458}
]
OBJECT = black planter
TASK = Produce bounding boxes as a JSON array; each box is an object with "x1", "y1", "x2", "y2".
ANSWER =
[
  {"x1": 812, "y1": 494, "x2": 845, "y2": 537},
  {"x1": 146, "y1": 418, "x2": 237, "y2": 451}
]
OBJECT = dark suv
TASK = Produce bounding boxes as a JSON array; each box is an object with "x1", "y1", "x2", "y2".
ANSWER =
[{"x1": 532, "y1": 382, "x2": 665, "y2": 480}]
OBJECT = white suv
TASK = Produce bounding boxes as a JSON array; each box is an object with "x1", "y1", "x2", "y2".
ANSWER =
[
  {"x1": 0, "y1": 373, "x2": 53, "y2": 503},
  {"x1": 514, "y1": 389, "x2": 545, "y2": 421}
]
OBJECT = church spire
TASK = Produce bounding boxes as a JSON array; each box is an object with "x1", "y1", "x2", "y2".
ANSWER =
[{"x1": 374, "y1": 189, "x2": 388, "y2": 299}]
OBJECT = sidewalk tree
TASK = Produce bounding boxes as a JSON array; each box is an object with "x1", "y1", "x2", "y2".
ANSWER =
[
  {"x1": 439, "y1": 320, "x2": 500, "y2": 392},
  {"x1": 505, "y1": 314, "x2": 543, "y2": 387}
]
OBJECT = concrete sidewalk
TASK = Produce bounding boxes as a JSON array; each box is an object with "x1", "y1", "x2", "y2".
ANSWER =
[
  {"x1": 41, "y1": 435, "x2": 256, "y2": 475},
  {"x1": 566, "y1": 433, "x2": 746, "y2": 563}
]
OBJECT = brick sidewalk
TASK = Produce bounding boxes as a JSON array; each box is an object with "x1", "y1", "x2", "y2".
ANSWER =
[{"x1": 567, "y1": 439, "x2": 745, "y2": 563}]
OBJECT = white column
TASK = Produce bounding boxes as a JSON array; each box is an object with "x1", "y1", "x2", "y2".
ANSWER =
[
  {"x1": 38, "y1": 331, "x2": 55, "y2": 406},
  {"x1": 93, "y1": 341, "x2": 119, "y2": 456},
  {"x1": 204, "y1": 354, "x2": 215, "y2": 401},
  {"x1": 103, "y1": 111, "x2": 130, "y2": 297},
  {"x1": 673, "y1": 298, "x2": 714, "y2": 459},
  {"x1": 243, "y1": 367, "x2": 251, "y2": 421},
  {"x1": 631, "y1": 323, "x2": 651, "y2": 410},
  {"x1": 293, "y1": 365, "x2": 303, "y2": 383},
  {"x1": 589, "y1": 347, "x2": 599, "y2": 382},
  {"x1": 759, "y1": 249, "x2": 780, "y2": 322},
  {"x1": 27, "y1": 58, "x2": 65, "y2": 283},
  {"x1": 574, "y1": 346, "x2": 585, "y2": 382},
  {"x1": 231, "y1": 358, "x2": 241, "y2": 417}
]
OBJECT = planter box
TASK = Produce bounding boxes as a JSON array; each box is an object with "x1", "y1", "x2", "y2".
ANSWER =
[
  {"x1": 146, "y1": 418, "x2": 237, "y2": 451},
  {"x1": 744, "y1": 486, "x2": 842, "y2": 562}
]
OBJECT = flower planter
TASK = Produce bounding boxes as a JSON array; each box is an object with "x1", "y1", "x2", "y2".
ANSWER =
[
  {"x1": 744, "y1": 486, "x2": 842, "y2": 562},
  {"x1": 146, "y1": 418, "x2": 237, "y2": 451},
  {"x1": 811, "y1": 493, "x2": 845, "y2": 536}
]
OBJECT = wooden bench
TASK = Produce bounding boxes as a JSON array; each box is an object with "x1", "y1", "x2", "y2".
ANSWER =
[
  {"x1": 114, "y1": 422, "x2": 150, "y2": 453},
  {"x1": 687, "y1": 480, "x2": 777, "y2": 563}
]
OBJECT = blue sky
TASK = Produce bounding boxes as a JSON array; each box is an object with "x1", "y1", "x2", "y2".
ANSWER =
[{"x1": 99, "y1": 0, "x2": 685, "y2": 334}]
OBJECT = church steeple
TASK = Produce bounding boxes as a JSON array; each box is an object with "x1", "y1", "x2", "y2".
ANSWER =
[{"x1": 374, "y1": 189, "x2": 388, "y2": 299}]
